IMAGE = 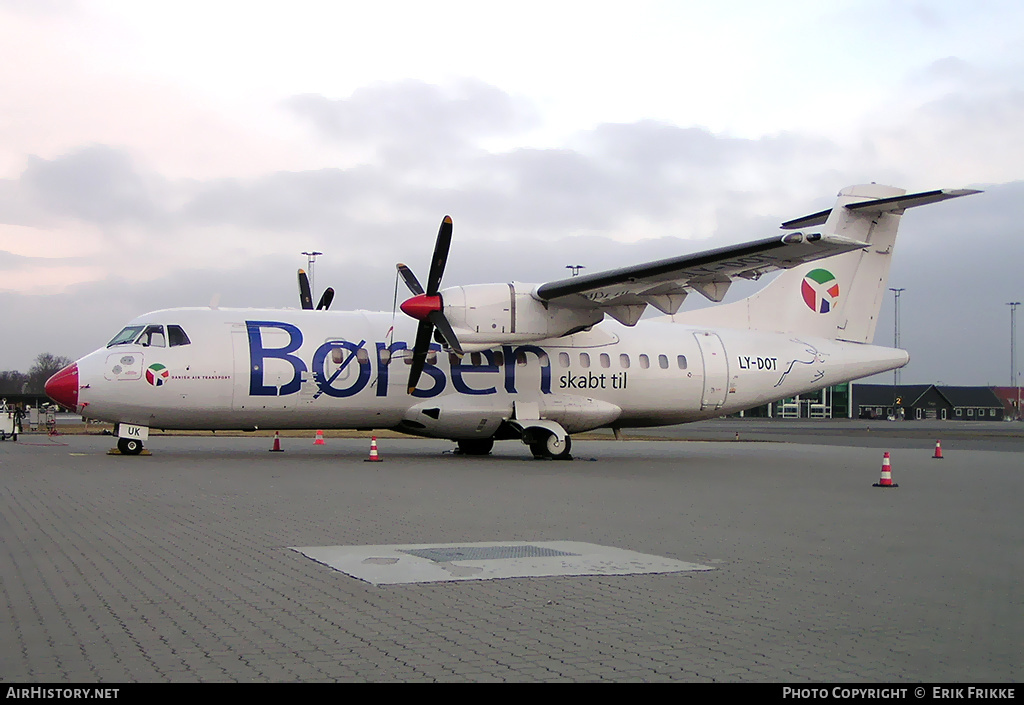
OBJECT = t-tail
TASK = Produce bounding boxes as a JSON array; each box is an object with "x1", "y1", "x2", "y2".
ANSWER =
[{"x1": 674, "y1": 184, "x2": 980, "y2": 343}]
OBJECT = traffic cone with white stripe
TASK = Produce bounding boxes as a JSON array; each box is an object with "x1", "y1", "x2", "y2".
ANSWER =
[
  {"x1": 314, "y1": 430, "x2": 325, "y2": 446},
  {"x1": 364, "y1": 436, "x2": 383, "y2": 462},
  {"x1": 933, "y1": 440, "x2": 943, "y2": 459},
  {"x1": 873, "y1": 451, "x2": 899, "y2": 488},
  {"x1": 269, "y1": 431, "x2": 283, "y2": 452}
]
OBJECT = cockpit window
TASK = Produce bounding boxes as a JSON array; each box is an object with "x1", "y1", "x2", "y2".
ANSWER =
[
  {"x1": 107, "y1": 325, "x2": 145, "y2": 347},
  {"x1": 168, "y1": 325, "x2": 191, "y2": 347},
  {"x1": 137, "y1": 325, "x2": 166, "y2": 347}
]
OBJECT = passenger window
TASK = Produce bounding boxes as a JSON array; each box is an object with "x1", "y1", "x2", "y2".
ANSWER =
[
  {"x1": 599, "y1": 353, "x2": 610, "y2": 369},
  {"x1": 639, "y1": 354, "x2": 650, "y2": 369},
  {"x1": 402, "y1": 350, "x2": 437, "y2": 365},
  {"x1": 167, "y1": 325, "x2": 191, "y2": 347},
  {"x1": 471, "y1": 352, "x2": 482, "y2": 366},
  {"x1": 580, "y1": 353, "x2": 590, "y2": 368},
  {"x1": 137, "y1": 325, "x2": 166, "y2": 348},
  {"x1": 559, "y1": 352, "x2": 570, "y2": 368},
  {"x1": 380, "y1": 349, "x2": 393, "y2": 365},
  {"x1": 619, "y1": 354, "x2": 630, "y2": 369},
  {"x1": 677, "y1": 355, "x2": 687, "y2": 370},
  {"x1": 658, "y1": 354, "x2": 669, "y2": 369}
]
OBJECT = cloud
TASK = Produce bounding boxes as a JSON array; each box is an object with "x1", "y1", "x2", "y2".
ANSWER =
[
  {"x1": 286, "y1": 79, "x2": 540, "y2": 167},
  {"x1": 2, "y1": 70, "x2": 1022, "y2": 385},
  {"x1": 20, "y1": 145, "x2": 162, "y2": 225}
]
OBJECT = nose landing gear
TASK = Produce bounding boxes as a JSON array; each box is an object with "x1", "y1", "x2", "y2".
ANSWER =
[{"x1": 116, "y1": 437, "x2": 144, "y2": 455}]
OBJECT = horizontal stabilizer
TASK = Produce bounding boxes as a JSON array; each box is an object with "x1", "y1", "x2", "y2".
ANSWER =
[
  {"x1": 781, "y1": 208, "x2": 831, "y2": 230},
  {"x1": 845, "y1": 188, "x2": 982, "y2": 214},
  {"x1": 781, "y1": 188, "x2": 980, "y2": 230}
]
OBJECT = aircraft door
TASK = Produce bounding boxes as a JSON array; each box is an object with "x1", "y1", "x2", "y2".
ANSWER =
[{"x1": 694, "y1": 331, "x2": 729, "y2": 410}]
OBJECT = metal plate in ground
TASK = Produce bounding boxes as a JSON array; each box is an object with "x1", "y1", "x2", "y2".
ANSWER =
[{"x1": 291, "y1": 540, "x2": 713, "y2": 585}]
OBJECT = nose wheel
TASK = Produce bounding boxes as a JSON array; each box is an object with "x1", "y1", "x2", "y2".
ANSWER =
[{"x1": 117, "y1": 437, "x2": 144, "y2": 455}]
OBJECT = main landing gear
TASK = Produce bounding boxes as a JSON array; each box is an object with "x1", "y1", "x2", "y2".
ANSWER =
[
  {"x1": 456, "y1": 438, "x2": 495, "y2": 456},
  {"x1": 454, "y1": 427, "x2": 573, "y2": 460},
  {"x1": 529, "y1": 432, "x2": 572, "y2": 460}
]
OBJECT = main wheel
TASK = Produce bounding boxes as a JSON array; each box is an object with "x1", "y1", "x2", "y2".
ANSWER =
[
  {"x1": 117, "y1": 437, "x2": 143, "y2": 455},
  {"x1": 529, "y1": 433, "x2": 572, "y2": 460},
  {"x1": 457, "y1": 438, "x2": 494, "y2": 456}
]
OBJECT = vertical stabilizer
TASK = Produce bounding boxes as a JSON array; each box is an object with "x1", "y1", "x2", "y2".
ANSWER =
[{"x1": 673, "y1": 185, "x2": 979, "y2": 344}]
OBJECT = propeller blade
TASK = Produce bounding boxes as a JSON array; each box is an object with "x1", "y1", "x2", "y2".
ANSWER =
[
  {"x1": 425, "y1": 216, "x2": 452, "y2": 295},
  {"x1": 404, "y1": 215, "x2": 457, "y2": 394},
  {"x1": 428, "y1": 310, "x2": 463, "y2": 356},
  {"x1": 298, "y1": 269, "x2": 313, "y2": 310},
  {"x1": 407, "y1": 319, "x2": 435, "y2": 394},
  {"x1": 396, "y1": 263, "x2": 424, "y2": 296},
  {"x1": 316, "y1": 287, "x2": 335, "y2": 311}
]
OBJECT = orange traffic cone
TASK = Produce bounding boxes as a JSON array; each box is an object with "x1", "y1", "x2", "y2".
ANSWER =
[
  {"x1": 932, "y1": 440, "x2": 943, "y2": 459},
  {"x1": 269, "y1": 431, "x2": 283, "y2": 452},
  {"x1": 314, "y1": 430, "x2": 325, "y2": 446},
  {"x1": 364, "y1": 436, "x2": 383, "y2": 462},
  {"x1": 873, "y1": 451, "x2": 899, "y2": 488}
]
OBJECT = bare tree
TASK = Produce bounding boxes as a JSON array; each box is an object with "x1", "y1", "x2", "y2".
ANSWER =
[
  {"x1": 0, "y1": 370, "x2": 30, "y2": 395},
  {"x1": 27, "y1": 353, "x2": 74, "y2": 394}
]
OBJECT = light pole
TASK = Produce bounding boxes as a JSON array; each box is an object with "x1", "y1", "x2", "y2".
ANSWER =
[
  {"x1": 889, "y1": 288, "x2": 905, "y2": 417},
  {"x1": 302, "y1": 251, "x2": 323, "y2": 294},
  {"x1": 1010, "y1": 301, "x2": 1021, "y2": 420}
]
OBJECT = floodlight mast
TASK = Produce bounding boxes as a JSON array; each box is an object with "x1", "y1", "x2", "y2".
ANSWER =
[
  {"x1": 302, "y1": 251, "x2": 323, "y2": 296},
  {"x1": 1010, "y1": 301, "x2": 1021, "y2": 420}
]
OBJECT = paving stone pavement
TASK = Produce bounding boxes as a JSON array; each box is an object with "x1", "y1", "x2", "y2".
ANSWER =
[{"x1": 1, "y1": 433, "x2": 1020, "y2": 682}]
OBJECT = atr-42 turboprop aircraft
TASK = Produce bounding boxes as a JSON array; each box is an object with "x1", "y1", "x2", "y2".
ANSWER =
[{"x1": 46, "y1": 184, "x2": 978, "y2": 458}]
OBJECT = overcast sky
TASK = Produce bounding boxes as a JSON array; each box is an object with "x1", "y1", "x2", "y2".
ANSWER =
[{"x1": 1, "y1": 1, "x2": 1022, "y2": 386}]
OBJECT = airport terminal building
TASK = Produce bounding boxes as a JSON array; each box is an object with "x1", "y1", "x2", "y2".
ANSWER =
[{"x1": 736, "y1": 384, "x2": 1013, "y2": 421}]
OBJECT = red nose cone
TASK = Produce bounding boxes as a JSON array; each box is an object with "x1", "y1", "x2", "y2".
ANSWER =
[
  {"x1": 400, "y1": 294, "x2": 442, "y2": 321},
  {"x1": 45, "y1": 363, "x2": 79, "y2": 412}
]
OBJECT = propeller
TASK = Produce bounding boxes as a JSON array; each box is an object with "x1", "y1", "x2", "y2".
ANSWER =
[
  {"x1": 316, "y1": 288, "x2": 335, "y2": 311},
  {"x1": 397, "y1": 215, "x2": 463, "y2": 394},
  {"x1": 298, "y1": 269, "x2": 313, "y2": 310},
  {"x1": 298, "y1": 269, "x2": 335, "y2": 311}
]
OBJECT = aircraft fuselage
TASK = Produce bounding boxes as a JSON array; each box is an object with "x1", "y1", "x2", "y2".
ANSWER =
[{"x1": 71, "y1": 307, "x2": 907, "y2": 435}]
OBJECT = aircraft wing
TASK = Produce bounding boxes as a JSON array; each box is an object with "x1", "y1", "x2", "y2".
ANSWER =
[{"x1": 533, "y1": 232, "x2": 867, "y2": 325}]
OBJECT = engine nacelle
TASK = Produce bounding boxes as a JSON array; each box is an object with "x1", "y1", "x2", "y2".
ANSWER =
[
  {"x1": 399, "y1": 396, "x2": 511, "y2": 439},
  {"x1": 442, "y1": 283, "x2": 602, "y2": 351},
  {"x1": 397, "y1": 394, "x2": 622, "y2": 440}
]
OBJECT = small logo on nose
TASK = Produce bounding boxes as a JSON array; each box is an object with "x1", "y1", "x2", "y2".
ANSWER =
[{"x1": 145, "y1": 363, "x2": 169, "y2": 386}]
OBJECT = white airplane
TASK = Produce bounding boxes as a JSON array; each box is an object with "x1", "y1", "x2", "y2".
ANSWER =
[{"x1": 45, "y1": 184, "x2": 978, "y2": 457}]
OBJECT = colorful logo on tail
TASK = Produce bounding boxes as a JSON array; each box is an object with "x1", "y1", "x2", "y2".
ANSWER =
[
  {"x1": 801, "y1": 269, "x2": 839, "y2": 313},
  {"x1": 145, "y1": 363, "x2": 169, "y2": 386}
]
